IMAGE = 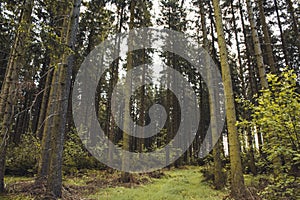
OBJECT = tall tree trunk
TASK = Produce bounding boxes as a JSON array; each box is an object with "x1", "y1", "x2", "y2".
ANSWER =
[
  {"x1": 121, "y1": 0, "x2": 135, "y2": 183},
  {"x1": 36, "y1": 0, "x2": 81, "y2": 198},
  {"x1": 0, "y1": 0, "x2": 34, "y2": 193},
  {"x1": 47, "y1": 1, "x2": 81, "y2": 197},
  {"x1": 231, "y1": 0, "x2": 257, "y2": 175},
  {"x1": 108, "y1": 3, "x2": 124, "y2": 166},
  {"x1": 212, "y1": 0, "x2": 246, "y2": 197},
  {"x1": 199, "y1": 0, "x2": 224, "y2": 189},
  {"x1": 137, "y1": 49, "x2": 146, "y2": 153},
  {"x1": 37, "y1": 67, "x2": 59, "y2": 181},
  {"x1": 238, "y1": 0, "x2": 259, "y2": 96},
  {"x1": 246, "y1": 0, "x2": 268, "y2": 89},
  {"x1": 257, "y1": 0, "x2": 277, "y2": 74}
]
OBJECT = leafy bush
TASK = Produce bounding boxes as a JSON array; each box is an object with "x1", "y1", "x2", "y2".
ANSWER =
[
  {"x1": 238, "y1": 70, "x2": 300, "y2": 199},
  {"x1": 63, "y1": 132, "x2": 105, "y2": 175},
  {"x1": 6, "y1": 133, "x2": 40, "y2": 176}
]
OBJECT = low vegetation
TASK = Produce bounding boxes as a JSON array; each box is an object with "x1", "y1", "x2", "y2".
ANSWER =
[{"x1": 1, "y1": 167, "x2": 228, "y2": 200}]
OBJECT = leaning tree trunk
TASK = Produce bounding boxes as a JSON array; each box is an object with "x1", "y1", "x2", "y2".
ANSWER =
[
  {"x1": 0, "y1": 0, "x2": 34, "y2": 193},
  {"x1": 212, "y1": 0, "x2": 246, "y2": 198}
]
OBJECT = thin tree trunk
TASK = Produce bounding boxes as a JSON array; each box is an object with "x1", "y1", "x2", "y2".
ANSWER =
[
  {"x1": 36, "y1": 67, "x2": 54, "y2": 139},
  {"x1": 247, "y1": 127, "x2": 257, "y2": 175},
  {"x1": 238, "y1": 0, "x2": 258, "y2": 96},
  {"x1": 274, "y1": 0, "x2": 289, "y2": 66},
  {"x1": 246, "y1": 0, "x2": 268, "y2": 89},
  {"x1": 257, "y1": 0, "x2": 277, "y2": 73},
  {"x1": 286, "y1": 0, "x2": 300, "y2": 52}
]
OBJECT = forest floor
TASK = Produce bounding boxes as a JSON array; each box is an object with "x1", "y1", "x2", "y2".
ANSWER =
[{"x1": 1, "y1": 166, "x2": 229, "y2": 200}]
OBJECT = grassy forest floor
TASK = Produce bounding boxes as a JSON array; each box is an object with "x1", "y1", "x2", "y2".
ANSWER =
[{"x1": 0, "y1": 166, "x2": 230, "y2": 200}]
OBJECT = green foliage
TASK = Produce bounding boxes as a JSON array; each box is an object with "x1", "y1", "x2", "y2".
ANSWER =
[
  {"x1": 63, "y1": 132, "x2": 105, "y2": 175},
  {"x1": 260, "y1": 173, "x2": 300, "y2": 200},
  {"x1": 238, "y1": 70, "x2": 300, "y2": 199},
  {"x1": 6, "y1": 133, "x2": 40, "y2": 176}
]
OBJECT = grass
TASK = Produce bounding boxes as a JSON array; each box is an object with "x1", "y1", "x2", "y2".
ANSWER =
[
  {"x1": 88, "y1": 167, "x2": 228, "y2": 200},
  {"x1": 4, "y1": 176, "x2": 33, "y2": 184},
  {"x1": 1, "y1": 167, "x2": 228, "y2": 200}
]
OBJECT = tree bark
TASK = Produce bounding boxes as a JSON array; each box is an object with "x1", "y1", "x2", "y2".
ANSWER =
[{"x1": 212, "y1": 0, "x2": 246, "y2": 197}]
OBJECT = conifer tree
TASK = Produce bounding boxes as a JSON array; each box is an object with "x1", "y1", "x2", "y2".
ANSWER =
[
  {"x1": 0, "y1": 0, "x2": 34, "y2": 192},
  {"x1": 212, "y1": 0, "x2": 246, "y2": 197}
]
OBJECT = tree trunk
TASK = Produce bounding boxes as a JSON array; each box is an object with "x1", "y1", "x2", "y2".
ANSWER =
[
  {"x1": 286, "y1": 0, "x2": 300, "y2": 52},
  {"x1": 36, "y1": 0, "x2": 81, "y2": 198},
  {"x1": 212, "y1": 0, "x2": 246, "y2": 197},
  {"x1": 0, "y1": 0, "x2": 34, "y2": 193},
  {"x1": 246, "y1": 0, "x2": 268, "y2": 89},
  {"x1": 121, "y1": 0, "x2": 136, "y2": 183},
  {"x1": 238, "y1": 0, "x2": 258, "y2": 96},
  {"x1": 257, "y1": 0, "x2": 277, "y2": 74},
  {"x1": 247, "y1": 127, "x2": 257, "y2": 175},
  {"x1": 37, "y1": 68, "x2": 58, "y2": 181},
  {"x1": 199, "y1": 0, "x2": 224, "y2": 189},
  {"x1": 46, "y1": 1, "x2": 81, "y2": 197},
  {"x1": 274, "y1": 0, "x2": 289, "y2": 66},
  {"x1": 36, "y1": 67, "x2": 54, "y2": 139}
]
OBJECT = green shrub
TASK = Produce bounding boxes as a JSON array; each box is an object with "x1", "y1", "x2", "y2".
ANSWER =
[
  {"x1": 63, "y1": 132, "x2": 105, "y2": 175},
  {"x1": 6, "y1": 133, "x2": 40, "y2": 176},
  {"x1": 238, "y1": 70, "x2": 300, "y2": 199}
]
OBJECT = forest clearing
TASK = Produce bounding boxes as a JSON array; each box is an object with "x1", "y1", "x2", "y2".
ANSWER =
[{"x1": 0, "y1": 0, "x2": 299, "y2": 199}]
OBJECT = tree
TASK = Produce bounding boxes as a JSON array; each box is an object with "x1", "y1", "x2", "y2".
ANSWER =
[
  {"x1": 0, "y1": 0, "x2": 34, "y2": 193},
  {"x1": 121, "y1": 0, "x2": 136, "y2": 183},
  {"x1": 212, "y1": 0, "x2": 246, "y2": 198},
  {"x1": 257, "y1": 0, "x2": 277, "y2": 74},
  {"x1": 158, "y1": 0, "x2": 188, "y2": 168},
  {"x1": 36, "y1": 0, "x2": 81, "y2": 197},
  {"x1": 245, "y1": 0, "x2": 268, "y2": 89},
  {"x1": 273, "y1": 0, "x2": 290, "y2": 67},
  {"x1": 193, "y1": 0, "x2": 225, "y2": 189},
  {"x1": 239, "y1": 70, "x2": 300, "y2": 199}
]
